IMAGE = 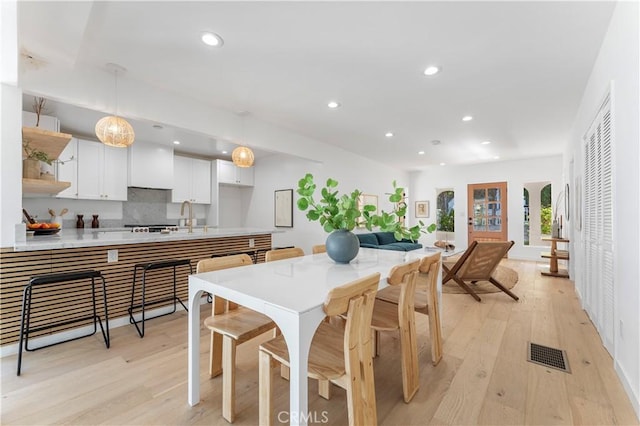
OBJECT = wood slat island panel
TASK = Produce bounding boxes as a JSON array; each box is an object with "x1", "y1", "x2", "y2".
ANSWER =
[{"x1": 0, "y1": 233, "x2": 271, "y2": 346}]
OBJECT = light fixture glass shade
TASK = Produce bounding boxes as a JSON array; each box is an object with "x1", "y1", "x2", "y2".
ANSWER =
[
  {"x1": 232, "y1": 146, "x2": 254, "y2": 167},
  {"x1": 95, "y1": 116, "x2": 135, "y2": 147}
]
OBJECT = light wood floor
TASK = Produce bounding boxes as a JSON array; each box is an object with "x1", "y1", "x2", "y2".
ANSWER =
[{"x1": 1, "y1": 260, "x2": 638, "y2": 425}]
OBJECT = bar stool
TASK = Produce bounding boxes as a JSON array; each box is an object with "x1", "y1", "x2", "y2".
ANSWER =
[
  {"x1": 17, "y1": 270, "x2": 110, "y2": 376},
  {"x1": 128, "y1": 259, "x2": 192, "y2": 338}
]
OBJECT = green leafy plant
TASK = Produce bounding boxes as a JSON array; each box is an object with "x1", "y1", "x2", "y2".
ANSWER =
[
  {"x1": 296, "y1": 173, "x2": 436, "y2": 241},
  {"x1": 437, "y1": 208, "x2": 455, "y2": 232},
  {"x1": 22, "y1": 140, "x2": 52, "y2": 165}
]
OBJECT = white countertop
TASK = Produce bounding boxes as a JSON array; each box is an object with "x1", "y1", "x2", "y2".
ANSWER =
[{"x1": 14, "y1": 227, "x2": 278, "y2": 252}]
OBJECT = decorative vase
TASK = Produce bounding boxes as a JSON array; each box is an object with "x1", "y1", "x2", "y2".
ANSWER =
[
  {"x1": 325, "y1": 229, "x2": 360, "y2": 264},
  {"x1": 76, "y1": 214, "x2": 85, "y2": 228},
  {"x1": 552, "y1": 219, "x2": 560, "y2": 238},
  {"x1": 23, "y1": 159, "x2": 40, "y2": 179},
  {"x1": 91, "y1": 214, "x2": 99, "y2": 228}
]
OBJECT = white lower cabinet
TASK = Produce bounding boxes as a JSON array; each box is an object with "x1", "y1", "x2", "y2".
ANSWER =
[
  {"x1": 171, "y1": 156, "x2": 211, "y2": 204},
  {"x1": 76, "y1": 138, "x2": 128, "y2": 201},
  {"x1": 217, "y1": 159, "x2": 254, "y2": 186}
]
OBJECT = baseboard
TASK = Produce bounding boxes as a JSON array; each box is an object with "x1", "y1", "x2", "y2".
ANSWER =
[{"x1": 615, "y1": 359, "x2": 640, "y2": 420}]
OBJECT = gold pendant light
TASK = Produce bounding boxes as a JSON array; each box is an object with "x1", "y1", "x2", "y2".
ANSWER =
[
  {"x1": 95, "y1": 63, "x2": 135, "y2": 148},
  {"x1": 232, "y1": 146, "x2": 254, "y2": 167},
  {"x1": 232, "y1": 111, "x2": 254, "y2": 167}
]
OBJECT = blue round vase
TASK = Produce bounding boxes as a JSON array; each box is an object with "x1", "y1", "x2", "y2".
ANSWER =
[{"x1": 326, "y1": 229, "x2": 360, "y2": 264}]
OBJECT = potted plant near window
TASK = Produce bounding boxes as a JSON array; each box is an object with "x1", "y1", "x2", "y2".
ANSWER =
[
  {"x1": 22, "y1": 140, "x2": 52, "y2": 179},
  {"x1": 297, "y1": 173, "x2": 435, "y2": 263}
]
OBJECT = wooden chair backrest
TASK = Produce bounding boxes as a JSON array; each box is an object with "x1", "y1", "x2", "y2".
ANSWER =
[
  {"x1": 196, "y1": 254, "x2": 253, "y2": 273},
  {"x1": 196, "y1": 254, "x2": 253, "y2": 314},
  {"x1": 265, "y1": 247, "x2": 305, "y2": 262},
  {"x1": 323, "y1": 272, "x2": 380, "y2": 426},
  {"x1": 387, "y1": 259, "x2": 420, "y2": 340},
  {"x1": 453, "y1": 240, "x2": 514, "y2": 280},
  {"x1": 312, "y1": 244, "x2": 327, "y2": 254}
]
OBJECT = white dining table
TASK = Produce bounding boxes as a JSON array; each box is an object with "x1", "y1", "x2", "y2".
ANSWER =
[{"x1": 187, "y1": 247, "x2": 445, "y2": 425}]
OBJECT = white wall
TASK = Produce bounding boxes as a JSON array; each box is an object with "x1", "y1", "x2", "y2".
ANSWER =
[
  {"x1": 409, "y1": 155, "x2": 562, "y2": 260},
  {"x1": 565, "y1": 1, "x2": 639, "y2": 416}
]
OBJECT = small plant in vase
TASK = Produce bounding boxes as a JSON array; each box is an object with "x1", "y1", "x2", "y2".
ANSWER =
[
  {"x1": 297, "y1": 174, "x2": 435, "y2": 263},
  {"x1": 22, "y1": 140, "x2": 52, "y2": 179}
]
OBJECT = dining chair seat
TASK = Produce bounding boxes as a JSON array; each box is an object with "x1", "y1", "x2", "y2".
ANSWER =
[
  {"x1": 376, "y1": 284, "x2": 429, "y2": 310},
  {"x1": 204, "y1": 308, "x2": 275, "y2": 343}
]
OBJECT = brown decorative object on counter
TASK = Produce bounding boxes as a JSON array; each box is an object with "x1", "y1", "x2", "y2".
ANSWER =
[
  {"x1": 91, "y1": 215, "x2": 99, "y2": 228},
  {"x1": 76, "y1": 214, "x2": 85, "y2": 228}
]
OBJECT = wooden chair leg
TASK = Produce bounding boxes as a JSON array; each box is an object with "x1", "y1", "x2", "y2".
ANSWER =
[
  {"x1": 210, "y1": 331, "x2": 223, "y2": 377},
  {"x1": 318, "y1": 379, "x2": 331, "y2": 399},
  {"x1": 222, "y1": 336, "x2": 236, "y2": 423},
  {"x1": 427, "y1": 310, "x2": 443, "y2": 366},
  {"x1": 259, "y1": 349, "x2": 273, "y2": 426},
  {"x1": 400, "y1": 320, "x2": 419, "y2": 402},
  {"x1": 373, "y1": 329, "x2": 380, "y2": 357},
  {"x1": 489, "y1": 277, "x2": 519, "y2": 301}
]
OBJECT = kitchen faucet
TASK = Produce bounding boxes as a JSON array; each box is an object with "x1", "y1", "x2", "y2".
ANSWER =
[{"x1": 180, "y1": 200, "x2": 193, "y2": 233}]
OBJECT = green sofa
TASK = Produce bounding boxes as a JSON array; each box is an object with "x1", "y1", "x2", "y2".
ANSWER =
[{"x1": 356, "y1": 231, "x2": 423, "y2": 252}]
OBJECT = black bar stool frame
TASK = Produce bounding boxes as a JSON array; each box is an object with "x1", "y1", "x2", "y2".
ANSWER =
[
  {"x1": 128, "y1": 259, "x2": 192, "y2": 338},
  {"x1": 17, "y1": 270, "x2": 110, "y2": 376}
]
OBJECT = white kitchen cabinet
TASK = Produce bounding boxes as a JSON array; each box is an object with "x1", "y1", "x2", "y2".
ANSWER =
[
  {"x1": 76, "y1": 138, "x2": 128, "y2": 200},
  {"x1": 128, "y1": 141, "x2": 174, "y2": 189},
  {"x1": 55, "y1": 138, "x2": 78, "y2": 199},
  {"x1": 171, "y1": 155, "x2": 211, "y2": 204},
  {"x1": 217, "y1": 159, "x2": 254, "y2": 186}
]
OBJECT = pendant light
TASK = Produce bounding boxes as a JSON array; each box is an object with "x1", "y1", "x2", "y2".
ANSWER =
[
  {"x1": 95, "y1": 63, "x2": 135, "y2": 148},
  {"x1": 232, "y1": 111, "x2": 254, "y2": 167}
]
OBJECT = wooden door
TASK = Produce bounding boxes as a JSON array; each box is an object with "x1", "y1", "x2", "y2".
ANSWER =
[{"x1": 467, "y1": 182, "x2": 508, "y2": 243}]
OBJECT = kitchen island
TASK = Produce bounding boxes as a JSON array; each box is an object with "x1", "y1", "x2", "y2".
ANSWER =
[{"x1": 0, "y1": 228, "x2": 275, "y2": 347}]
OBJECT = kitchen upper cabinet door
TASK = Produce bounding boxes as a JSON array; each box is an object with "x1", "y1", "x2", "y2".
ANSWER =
[
  {"x1": 217, "y1": 159, "x2": 237, "y2": 184},
  {"x1": 191, "y1": 158, "x2": 211, "y2": 203},
  {"x1": 55, "y1": 138, "x2": 78, "y2": 199},
  {"x1": 76, "y1": 139, "x2": 103, "y2": 200},
  {"x1": 217, "y1": 159, "x2": 254, "y2": 187},
  {"x1": 171, "y1": 155, "x2": 192, "y2": 203},
  {"x1": 171, "y1": 156, "x2": 211, "y2": 203},
  {"x1": 102, "y1": 145, "x2": 128, "y2": 201},
  {"x1": 128, "y1": 142, "x2": 174, "y2": 189},
  {"x1": 237, "y1": 166, "x2": 254, "y2": 186}
]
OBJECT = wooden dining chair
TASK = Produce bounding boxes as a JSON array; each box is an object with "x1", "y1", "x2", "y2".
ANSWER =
[
  {"x1": 196, "y1": 254, "x2": 277, "y2": 423},
  {"x1": 258, "y1": 273, "x2": 380, "y2": 426},
  {"x1": 370, "y1": 258, "x2": 421, "y2": 403},
  {"x1": 375, "y1": 252, "x2": 443, "y2": 365},
  {"x1": 442, "y1": 240, "x2": 518, "y2": 302},
  {"x1": 264, "y1": 247, "x2": 305, "y2": 262},
  {"x1": 312, "y1": 244, "x2": 327, "y2": 254}
]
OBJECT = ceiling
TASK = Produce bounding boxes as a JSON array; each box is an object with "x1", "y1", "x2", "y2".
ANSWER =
[{"x1": 17, "y1": 1, "x2": 616, "y2": 170}]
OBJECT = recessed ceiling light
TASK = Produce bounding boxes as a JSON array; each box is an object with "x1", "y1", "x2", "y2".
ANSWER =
[
  {"x1": 462, "y1": 115, "x2": 473, "y2": 122},
  {"x1": 222, "y1": 150, "x2": 228, "y2": 154},
  {"x1": 431, "y1": 140, "x2": 441, "y2": 145},
  {"x1": 385, "y1": 132, "x2": 394, "y2": 138},
  {"x1": 440, "y1": 162, "x2": 446, "y2": 166},
  {"x1": 423, "y1": 66, "x2": 441, "y2": 76},
  {"x1": 481, "y1": 140, "x2": 491, "y2": 145},
  {"x1": 418, "y1": 151, "x2": 425, "y2": 155},
  {"x1": 494, "y1": 156, "x2": 500, "y2": 159},
  {"x1": 173, "y1": 140, "x2": 180, "y2": 145},
  {"x1": 201, "y1": 32, "x2": 224, "y2": 47},
  {"x1": 327, "y1": 101, "x2": 341, "y2": 109}
]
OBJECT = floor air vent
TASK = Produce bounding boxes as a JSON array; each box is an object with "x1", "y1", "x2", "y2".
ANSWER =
[{"x1": 527, "y1": 342, "x2": 571, "y2": 373}]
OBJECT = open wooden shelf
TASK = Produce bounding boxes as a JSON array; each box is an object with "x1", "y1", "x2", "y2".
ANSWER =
[
  {"x1": 22, "y1": 178, "x2": 71, "y2": 195},
  {"x1": 541, "y1": 251, "x2": 569, "y2": 260},
  {"x1": 22, "y1": 126, "x2": 72, "y2": 160}
]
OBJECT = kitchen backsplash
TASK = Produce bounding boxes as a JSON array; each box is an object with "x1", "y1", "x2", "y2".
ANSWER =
[{"x1": 22, "y1": 187, "x2": 207, "y2": 228}]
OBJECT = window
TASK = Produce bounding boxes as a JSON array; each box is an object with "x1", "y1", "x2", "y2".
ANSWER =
[{"x1": 436, "y1": 190, "x2": 454, "y2": 232}]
